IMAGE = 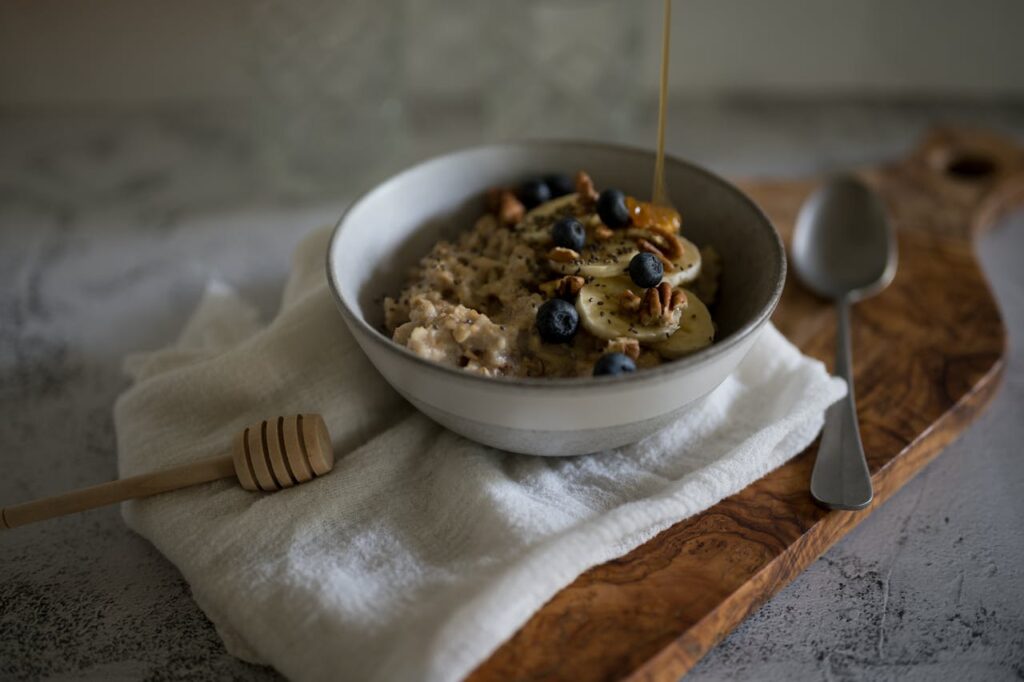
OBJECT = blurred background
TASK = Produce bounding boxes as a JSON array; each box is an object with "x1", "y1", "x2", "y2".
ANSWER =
[{"x1": 3, "y1": 0, "x2": 1022, "y2": 198}]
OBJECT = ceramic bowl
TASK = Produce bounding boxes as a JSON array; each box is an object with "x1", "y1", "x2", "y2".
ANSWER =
[{"x1": 326, "y1": 141, "x2": 785, "y2": 456}]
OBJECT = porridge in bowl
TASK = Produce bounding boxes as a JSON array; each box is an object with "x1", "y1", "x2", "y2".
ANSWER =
[{"x1": 384, "y1": 171, "x2": 720, "y2": 378}]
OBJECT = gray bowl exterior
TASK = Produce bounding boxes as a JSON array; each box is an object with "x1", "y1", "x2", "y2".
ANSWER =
[{"x1": 327, "y1": 141, "x2": 785, "y2": 456}]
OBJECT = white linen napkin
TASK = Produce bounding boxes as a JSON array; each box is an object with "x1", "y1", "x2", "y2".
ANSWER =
[{"x1": 114, "y1": 224, "x2": 845, "y2": 682}]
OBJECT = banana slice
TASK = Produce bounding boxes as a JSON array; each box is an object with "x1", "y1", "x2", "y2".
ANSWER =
[
  {"x1": 549, "y1": 236, "x2": 638, "y2": 278},
  {"x1": 514, "y1": 193, "x2": 582, "y2": 244},
  {"x1": 662, "y1": 235, "x2": 702, "y2": 287},
  {"x1": 576, "y1": 276, "x2": 682, "y2": 342},
  {"x1": 654, "y1": 289, "x2": 715, "y2": 358}
]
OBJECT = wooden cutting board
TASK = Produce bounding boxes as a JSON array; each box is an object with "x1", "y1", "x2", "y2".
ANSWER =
[{"x1": 469, "y1": 127, "x2": 1023, "y2": 681}]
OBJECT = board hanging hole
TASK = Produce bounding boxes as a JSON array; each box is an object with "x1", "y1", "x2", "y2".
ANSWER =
[{"x1": 945, "y1": 153, "x2": 997, "y2": 180}]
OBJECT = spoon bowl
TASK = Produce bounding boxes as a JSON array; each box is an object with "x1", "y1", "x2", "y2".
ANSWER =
[{"x1": 792, "y1": 176, "x2": 897, "y2": 301}]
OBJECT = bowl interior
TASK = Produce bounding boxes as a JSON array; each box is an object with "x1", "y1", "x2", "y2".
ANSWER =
[{"x1": 329, "y1": 141, "x2": 783, "y2": 357}]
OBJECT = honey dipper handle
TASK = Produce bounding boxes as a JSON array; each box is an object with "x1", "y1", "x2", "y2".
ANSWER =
[{"x1": 1, "y1": 455, "x2": 237, "y2": 530}]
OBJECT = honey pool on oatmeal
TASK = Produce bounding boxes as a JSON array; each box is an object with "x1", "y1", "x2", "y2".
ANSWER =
[{"x1": 383, "y1": 171, "x2": 720, "y2": 378}]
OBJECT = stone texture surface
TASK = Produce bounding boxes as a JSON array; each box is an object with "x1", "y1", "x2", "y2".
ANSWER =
[{"x1": 0, "y1": 100, "x2": 1022, "y2": 680}]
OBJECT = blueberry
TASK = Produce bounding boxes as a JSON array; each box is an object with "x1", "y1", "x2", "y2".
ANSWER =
[
  {"x1": 518, "y1": 179, "x2": 552, "y2": 209},
  {"x1": 543, "y1": 173, "x2": 574, "y2": 198},
  {"x1": 628, "y1": 252, "x2": 664, "y2": 288},
  {"x1": 593, "y1": 352, "x2": 637, "y2": 376},
  {"x1": 536, "y1": 298, "x2": 579, "y2": 343},
  {"x1": 551, "y1": 217, "x2": 586, "y2": 252},
  {"x1": 596, "y1": 188, "x2": 631, "y2": 228}
]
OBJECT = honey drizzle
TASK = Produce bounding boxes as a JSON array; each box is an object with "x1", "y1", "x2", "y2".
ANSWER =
[{"x1": 651, "y1": 0, "x2": 672, "y2": 206}]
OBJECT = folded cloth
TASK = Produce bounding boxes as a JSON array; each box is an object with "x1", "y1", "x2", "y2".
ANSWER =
[{"x1": 115, "y1": 224, "x2": 846, "y2": 682}]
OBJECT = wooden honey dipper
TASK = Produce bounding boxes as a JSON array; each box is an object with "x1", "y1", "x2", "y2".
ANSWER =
[{"x1": 1, "y1": 414, "x2": 334, "y2": 530}]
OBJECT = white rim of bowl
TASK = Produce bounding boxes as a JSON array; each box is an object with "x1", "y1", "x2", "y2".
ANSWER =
[{"x1": 326, "y1": 139, "x2": 786, "y2": 390}]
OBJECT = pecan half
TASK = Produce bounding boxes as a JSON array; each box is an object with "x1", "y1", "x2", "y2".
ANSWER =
[
  {"x1": 637, "y1": 281, "x2": 687, "y2": 326},
  {"x1": 547, "y1": 246, "x2": 580, "y2": 263},
  {"x1": 575, "y1": 171, "x2": 599, "y2": 207},
  {"x1": 639, "y1": 287, "x2": 662, "y2": 326},
  {"x1": 659, "y1": 231, "x2": 685, "y2": 260},
  {"x1": 651, "y1": 229, "x2": 684, "y2": 259},
  {"x1": 657, "y1": 281, "x2": 672, "y2": 305},
  {"x1": 498, "y1": 190, "x2": 525, "y2": 227},
  {"x1": 619, "y1": 289, "x2": 642, "y2": 312},
  {"x1": 561, "y1": 275, "x2": 585, "y2": 298},
  {"x1": 670, "y1": 288, "x2": 688, "y2": 311},
  {"x1": 594, "y1": 225, "x2": 614, "y2": 241}
]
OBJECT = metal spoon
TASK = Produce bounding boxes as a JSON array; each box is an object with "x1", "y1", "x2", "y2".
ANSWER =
[{"x1": 792, "y1": 175, "x2": 897, "y2": 510}]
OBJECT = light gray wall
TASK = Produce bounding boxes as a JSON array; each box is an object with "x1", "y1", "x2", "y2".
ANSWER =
[{"x1": 1, "y1": 0, "x2": 1022, "y2": 109}]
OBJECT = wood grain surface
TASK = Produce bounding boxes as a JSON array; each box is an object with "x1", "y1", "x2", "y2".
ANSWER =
[{"x1": 468, "y1": 127, "x2": 1023, "y2": 682}]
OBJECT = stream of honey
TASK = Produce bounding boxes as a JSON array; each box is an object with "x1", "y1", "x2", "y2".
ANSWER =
[{"x1": 651, "y1": 0, "x2": 672, "y2": 206}]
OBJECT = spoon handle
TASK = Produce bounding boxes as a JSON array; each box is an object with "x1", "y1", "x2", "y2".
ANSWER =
[{"x1": 810, "y1": 297, "x2": 874, "y2": 510}]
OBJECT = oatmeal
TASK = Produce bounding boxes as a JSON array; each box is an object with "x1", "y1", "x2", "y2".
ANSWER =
[{"x1": 384, "y1": 171, "x2": 719, "y2": 378}]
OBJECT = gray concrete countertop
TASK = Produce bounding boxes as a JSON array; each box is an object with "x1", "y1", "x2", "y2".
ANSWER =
[{"x1": 1, "y1": 100, "x2": 1022, "y2": 680}]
